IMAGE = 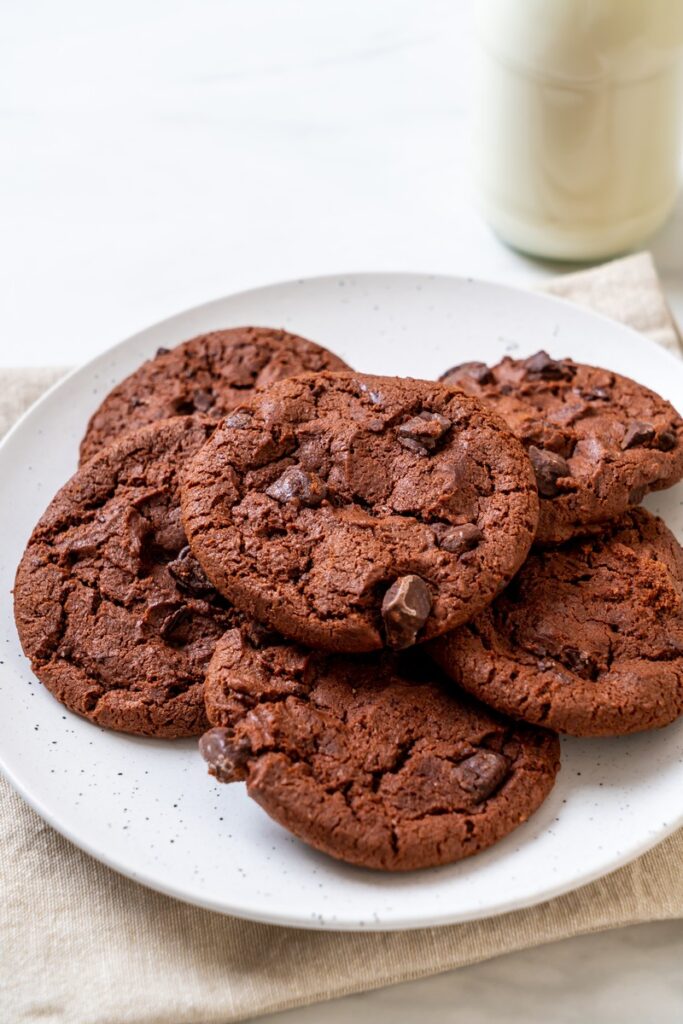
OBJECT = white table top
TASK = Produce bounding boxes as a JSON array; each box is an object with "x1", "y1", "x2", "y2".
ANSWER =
[
  {"x1": 3, "y1": 0, "x2": 682, "y2": 369},
  {"x1": 2, "y1": 1, "x2": 682, "y2": 1020}
]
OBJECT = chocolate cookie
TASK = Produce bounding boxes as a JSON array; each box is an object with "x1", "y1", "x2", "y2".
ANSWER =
[
  {"x1": 199, "y1": 629, "x2": 561, "y2": 871},
  {"x1": 429, "y1": 508, "x2": 683, "y2": 737},
  {"x1": 14, "y1": 417, "x2": 242, "y2": 738},
  {"x1": 79, "y1": 326, "x2": 350, "y2": 464},
  {"x1": 440, "y1": 353, "x2": 683, "y2": 544},
  {"x1": 181, "y1": 372, "x2": 539, "y2": 653}
]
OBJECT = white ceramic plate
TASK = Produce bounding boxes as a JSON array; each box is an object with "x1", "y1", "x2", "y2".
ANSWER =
[{"x1": 1, "y1": 273, "x2": 683, "y2": 931}]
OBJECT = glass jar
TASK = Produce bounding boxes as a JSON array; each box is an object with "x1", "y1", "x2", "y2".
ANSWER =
[{"x1": 474, "y1": 0, "x2": 683, "y2": 260}]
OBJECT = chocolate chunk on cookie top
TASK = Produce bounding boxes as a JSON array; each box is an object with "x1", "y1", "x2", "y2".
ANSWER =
[
  {"x1": 440, "y1": 353, "x2": 683, "y2": 544},
  {"x1": 14, "y1": 417, "x2": 242, "y2": 738},
  {"x1": 199, "y1": 629, "x2": 560, "y2": 871},
  {"x1": 381, "y1": 575, "x2": 432, "y2": 649},
  {"x1": 181, "y1": 372, "x2": 539, "y2": 653},
  {"x1": 79, "y1": 326, "x2": 350, "y2": 464},
  {"x1": 429, "y1": 508, "x2": 683, "y2": 737}
]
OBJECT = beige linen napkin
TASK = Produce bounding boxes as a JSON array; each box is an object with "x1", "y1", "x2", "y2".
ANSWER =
[
  {"x1": 2, "y1": 252, "x2": 682, "y2": 1024},
  {"x1": 541, "y1": 251, "x2": 683, "y2": 354}
]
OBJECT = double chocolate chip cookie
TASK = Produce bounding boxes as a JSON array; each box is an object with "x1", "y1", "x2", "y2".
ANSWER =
[
  {"x1": 181, "y1": 372, "x2": 539, "y2": 653},
  {"x1": 199, "y1": 628, "x2": 561, "y2": 870},
  {"x1": 429, "y1": 508, "x2": 683, "y2": 736},
  {"x1": 441, "y1": 352, "x2": 683, "y2": 544},
  {"x1": 15, "y1": 417, "x2": 241, "y2": 738},
  {"x1": 80, "y1": 326, "x2": 349, "y2": 464}
]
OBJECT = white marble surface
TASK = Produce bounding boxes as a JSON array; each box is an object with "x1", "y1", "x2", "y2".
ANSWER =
[
  {"x1": 2, "y1": 1, "x2": 683, "y2": 1020},
  {"x1": 2, "y1": 0, "x2": 682, "y2": 369}
]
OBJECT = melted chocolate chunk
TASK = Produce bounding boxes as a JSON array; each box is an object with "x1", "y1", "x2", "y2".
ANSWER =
[
  {"x1": 621, "y1": 420, "x2": 656, "y2": 450},
  {"x1": 266, "y1": 466, "x2": 327, "y2": 506},
  {"x1": 168, "y1": 545, "x2": 216, "y2": 597},
  {"x1": 440, "y1": 361, "x2": 493, "y2": 386},
  {"x1": 583, "y1": 386, "x2": 610, "y2": 402},
  {"x1": 397, "y1": 412, "x2": 452, "y2": 455},
  {"x1": 155, "y1": 346, "x2": 171, "y2": 357},
  {"x1": 381, "y1": 574, "x2": 432, "y2": 649},
  {"x1": 434, "y1": 522, "x2": 483, "y2": 554},
  {"x1": 199, "y1": 726, "x2": 250, "y2": 783},
  {"x1": 160, "y1": 605, "x2": 191, "y2": 640},
  {"x1": 658, "y1": 429, "x2": 677, "y2": 452},
  {"x1": 523, "y1": 351, "x2": 574, "y2": 381},
  {"x1": 456, "y1": 750, "x2": 509, "y2": 802},
  {"x1": 139, "y1": 600, "x2": 189, "y2": 640},
  {"x1": 528, "y1": 446, "x2": 571, "y2": 498}
]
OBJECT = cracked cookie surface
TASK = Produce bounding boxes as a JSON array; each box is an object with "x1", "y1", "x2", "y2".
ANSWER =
[
  {"x1": 429, "y1": 508, "x2": 683, "y2": 736},
  {"x1": 79, "y1": 326, "x2": 350, "y2": 464},
  {"x1": 200, "y1": 628, "x2": 561, "y2": 870},
  {"x1": 15, "y1": 417, "x2": 243, "y2": 737},
  {"x1": 181, "y1": 372, "x2": 539, "y2": 652},
  {"x1": 440, "y1": 353, "x2": 683, "y2": 544}
]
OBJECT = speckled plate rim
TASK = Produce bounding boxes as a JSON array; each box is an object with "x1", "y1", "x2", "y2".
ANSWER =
[{"x1": 1, "y1": 271, "x2": 683, "y2": 931}]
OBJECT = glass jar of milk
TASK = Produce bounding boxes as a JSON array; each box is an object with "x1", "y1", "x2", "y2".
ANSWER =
[{"x1": 475, "y1": 0, "x2": 683, "y2": 260}]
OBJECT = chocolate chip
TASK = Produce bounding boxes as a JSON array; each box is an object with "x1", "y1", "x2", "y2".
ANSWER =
[
  {"x1": 168, "y1": 545, "x2": 216, "y2": 597},
  {"x1": 155, "y1": 346, "x2": 171, "y2": 357},
  {"x1": 199, "y1": 727, "x2": 250, "y2": 783},
  {"x1": 456, "y1": 750, "x2": 509, "y2": 802},
  {"x1": 658, "y1": 429, "x2": 677, "y2": 451},
  {"x1": 192, "y1": 389, "x2": 214, "y2": 412},
  {"x1": 621, "y1": 420, "x2": 655, "y2": 450},
  {"x1": 140, "y1": 600, "x2": 190, "y2": 640},
  {"x1": 160, "y1": 605, "x2": 190, "y2": 640},
  {"x1": 583, "y1": 386, "x2": 610, "y2": 401},
  {"x1": 266, "y1": 466, "x2": 327, "y2": 506},
  {"x1": 381, "y1": 574, "x2": 432, "y2": 649},
  {"x1": 434, "y1": 522, "x2": 483, "y2": 554},
  {"x1": 528, "y1": 445, "x2": 571, "y2": 498},
  {"x1": 440, "y1": 361, "x2": 493, "y2": 385},
  {"x1": 397, "y1": 412, "x2": 452, "y2": 455},
  {"x1": 523, "y1": 351, "x2": 573, "y2": 381}
]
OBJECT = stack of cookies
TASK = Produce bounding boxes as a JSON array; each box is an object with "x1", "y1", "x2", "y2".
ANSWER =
[{"x1": 13, "y1": 328, "x2": 683, "y2": 872}]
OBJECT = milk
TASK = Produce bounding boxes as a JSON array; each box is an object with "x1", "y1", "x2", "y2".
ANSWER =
[{"x1": 474, "y1": 0, "x2": 683, "y2": 260}]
